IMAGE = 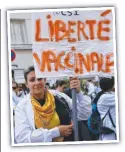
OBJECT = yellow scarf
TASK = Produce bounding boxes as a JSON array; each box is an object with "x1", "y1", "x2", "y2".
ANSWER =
[{"x1": 31, "y1": 90, "x2": 63, "y2": 142}]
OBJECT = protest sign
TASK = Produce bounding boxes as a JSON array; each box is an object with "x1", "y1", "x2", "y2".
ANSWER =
[
  {"x1": 14, "y1": 69, "x2": 25, "y2": 83},
  {"x1": 32, "y1": 8, "x2": 115, "y2": 78}
]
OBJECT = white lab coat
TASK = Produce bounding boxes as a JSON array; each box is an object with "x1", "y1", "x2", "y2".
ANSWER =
[
  {"x1": 12, "y1": 91, "x2": 21, "y2": 109},
  {"x1": 87, "y1": 82, "x2": 95, "y2": 96},
  {"x1": 97, "y1": 91, "x2": 116, "y2": 140},
  {"x1": 15, "y1": 90, "x2": 92, "y2": 143}
]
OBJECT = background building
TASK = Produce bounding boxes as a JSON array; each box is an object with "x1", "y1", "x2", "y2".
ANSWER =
[{"x1": 10, "y1": 13, "x2": 33, "y2": 69}]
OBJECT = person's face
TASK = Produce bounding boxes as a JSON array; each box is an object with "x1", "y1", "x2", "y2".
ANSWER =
[
  {"x1": 26, "y1": 71, "x2": 46, "y2": 96},
  {"x1": 12, "y1": 82, "x2": 18, "y2": 95},
  {"x1": 58, "y1": 84, "x2": 66, "y2": 92},
  {"x1": 18, "y1": 84, "x2": 23, "y2": 92}
]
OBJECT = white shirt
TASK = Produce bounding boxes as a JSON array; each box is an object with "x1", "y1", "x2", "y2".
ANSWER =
[
  {"x1": 95, "y1": 86, "x2": 101, "y2": 94},
  {"x1": 87, "y1": 82, "x2": 95, "y2": 96},
  {"x1": 97, "y1": 91, "x2": 116, "y2": 133},
  {"x1": 12, "y1": 91, "x2": 21, "y2": 109},
  {"x1": 15, "y1": 90, "x2": 92, "y2": 143}
]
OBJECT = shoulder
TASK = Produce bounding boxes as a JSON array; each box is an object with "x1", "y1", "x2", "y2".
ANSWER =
[
  {"x1": 98, "y1": 91, "x2": 115, "y2": 104},
  {"x1": 49, "y1": 90, "x2": 72, "y2": 101},
  {"x1": 16, "y1": 94, "x2": 31, "y2": 109}
]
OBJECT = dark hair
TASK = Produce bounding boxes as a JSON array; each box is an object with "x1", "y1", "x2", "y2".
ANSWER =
[
  {"x1": 24, "y1": 66, "x2": 35, "y2": 82},
  {"x1": 56, "y1": 80, "x2": 66, "y2": 88},
  {"x1": 99, "y1": 77, "x2": 114, "y2": 91},
  {"x1": 46, "y1": 83, "x2": 50, "y2": 87},
  {"x1": 46, "y1": 83, "x2": 49, "y2": 86},
  {"x1": 64, "y1": 88, "x2": 72, "y2": 98},
  {"x1": 12, "y1": 81, "x2": 18, "y2": 88}
]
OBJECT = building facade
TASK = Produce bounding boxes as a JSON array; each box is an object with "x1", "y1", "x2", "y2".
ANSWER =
[{"x1": 10, "y1": 13, "x2": 33, "y2": 69}]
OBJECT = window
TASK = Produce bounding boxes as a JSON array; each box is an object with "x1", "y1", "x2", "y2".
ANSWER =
[{"x1": 10, "y1": 19, "x2": 28, "y2": 45}]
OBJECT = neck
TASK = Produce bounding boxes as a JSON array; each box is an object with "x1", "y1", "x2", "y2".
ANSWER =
[
  {"x1": 103, "y1": 89, "x2": 114, "y2": 93},
  {"x1": 32, "y1": 91, "x2": 45, "y2": 101}
]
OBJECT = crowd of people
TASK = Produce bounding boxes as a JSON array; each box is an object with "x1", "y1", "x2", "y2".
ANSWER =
[{"x1": 12, "y1": 66, "x2": 117, "y2": 143}]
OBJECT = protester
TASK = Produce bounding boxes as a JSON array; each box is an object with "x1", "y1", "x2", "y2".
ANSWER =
[
  {"x1": 15, "y1": 66, "x2": 92, "y2": 143},
  {"x1": 82, "y1": 80, "x2": 96, "y2": 100},
  {"x1": 93, "y1": 80, "x2": 101, "y2": 94},
  {"x1": 17, "y1": 83, "x2": 25, "y2": 98},
  {"x1": 64, "y1": 77, "x2": 92, "y2": 140},
  {"x1": 12, "y1": 91, "x2": 19, "y2": 109},
  {"x1": 45, "y1": 82, "x2": 50, "y2": 89},
  {"x1": 56, "y1": 80, "x2": 66, "y2": 92},
  {"x1": 97, "y1": 77, "x2": 116, "y2": 140},
  {"x1": 12, "y1": 81, "x2": 21, "y2": 108},
  {"x1": 86, "y1": 80, "x2": 96, "y2": 97},
  {"x1": 12, "y1": 81, "x2": 19, "y2": 96}
]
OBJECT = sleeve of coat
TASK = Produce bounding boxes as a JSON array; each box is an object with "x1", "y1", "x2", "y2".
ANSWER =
[
  {"x1": 76, "y1": 92, "x2": 92, "y2": 120},
  {"x1": 15, "y1": 103, "x2": 60, "y2": 143}
]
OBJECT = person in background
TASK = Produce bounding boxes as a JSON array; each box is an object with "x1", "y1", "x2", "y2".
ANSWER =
[
  {"x1": 64, "y1": 77, "x2": 92, "y2": 141},
  {"x1": 45, "y1": 82, "x2": 50, "y2": 89},
  {"x1": 22, "y1": 84, "x2": 30, "y2": 94},
  {"x1": 12, "y1": 81, "x2": 20, "y2": 108},
  {"x1": 18, "y1": 83, "x2": 25, "y2": 98},
  {"x1": 56, "y1": 80, "x2": 66, "y2": 93},
  {"x1": 83, "y1": 82, "x2": 89, "y2": 95},
  {"x1": 83, "y1": 80, "x2": 96, "y2": 101},
  {"x1": 12, "y1": 81, "x2": 19, "y2": 96},
  {"x1": 97, "y1": 77, "x2": 116, "y2": 140},
  {"x1": 93, "y1": 80, "x2": 101, "y2": 94},
  {"x1": 15, "y1": 66, "x2": 92, "y2": 143},
  {"x1": 13, "y1": 83, "x2": 28, "y2": 99},
  {"x1": 86, "y1": 80, "x2": 95, "y2": 97}
]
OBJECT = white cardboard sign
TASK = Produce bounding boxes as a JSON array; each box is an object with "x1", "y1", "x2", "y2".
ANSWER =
[{"x1": 32, "y1": 8, "x2": 115, "y2": 78}]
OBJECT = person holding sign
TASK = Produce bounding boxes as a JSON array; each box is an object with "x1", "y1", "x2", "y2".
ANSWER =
[{"x1": 14, "y1": 66, "x2": 92, "y2": 143}]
